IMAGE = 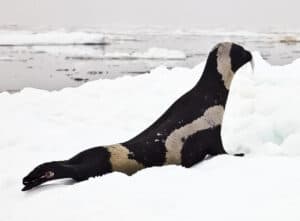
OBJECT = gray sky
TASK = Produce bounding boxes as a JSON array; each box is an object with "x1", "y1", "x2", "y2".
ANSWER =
[{"x1": 0, "y1": 0, "x2": 299, "y2": 29}]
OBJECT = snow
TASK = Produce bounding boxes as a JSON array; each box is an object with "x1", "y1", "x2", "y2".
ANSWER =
[
  {"x1": 0, "y1": 30, "x2": 105, "y2": 45},
  {"x1": 1, "y1": 52, "x2": 300, "y2": 220},
  {"x1": 33, "y1": 46, "x2": 187, "y2": 60},
  {"x1": 0, "y1": 56, "x2": 14, "y2": 61}
]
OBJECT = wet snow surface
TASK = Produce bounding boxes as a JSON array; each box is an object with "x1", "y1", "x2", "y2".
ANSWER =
[{"x1": 1, "y1": 52, "x2": 300, "y2": 220}]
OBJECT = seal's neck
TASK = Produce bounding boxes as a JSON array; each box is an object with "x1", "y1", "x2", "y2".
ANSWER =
[{"x1": 194, "y1": 54, "x2": 235, "y2": 109}]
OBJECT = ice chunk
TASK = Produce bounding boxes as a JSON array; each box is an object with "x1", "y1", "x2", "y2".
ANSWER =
[{"x1": 0, "y1": 30, "x2": 106, "y2": 45}]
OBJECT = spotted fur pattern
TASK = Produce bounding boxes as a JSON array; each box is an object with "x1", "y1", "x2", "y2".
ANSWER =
[{"x1": 22, "y1": 42, "x2": 252, "y2": 191}]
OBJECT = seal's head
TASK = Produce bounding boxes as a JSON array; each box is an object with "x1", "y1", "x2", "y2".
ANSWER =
[
  {"x1": 22, "y1": 162, "x2": 57, "y2": 191},
  {"x1": 205, "y1": 42, "x2": 252, "y2": 90}
]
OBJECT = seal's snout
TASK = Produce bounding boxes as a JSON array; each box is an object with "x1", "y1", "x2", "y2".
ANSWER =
[
  {"x1": 244, "y1": 50, "x2": 252, "y2": 62},
  {"x1": 241, "y1": 50, "x2": 254, "y2": 74},
  {"x1": 242, "y1": 50, "x2": 252, "y2": 64},
  {"x1": 240, "y1": 48, "x2": 255, "y2": 73},
  {"x1": 22, "y1": 163, "x2": 56, "y2": 191}
]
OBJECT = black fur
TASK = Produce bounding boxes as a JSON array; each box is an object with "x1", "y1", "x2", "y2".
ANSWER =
[{"x1": 22, "y1": 42, "x2": 252, "y2": 191}]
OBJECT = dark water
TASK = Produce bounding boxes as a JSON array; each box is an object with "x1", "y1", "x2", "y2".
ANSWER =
[{"x1": 1, "y1": 27, "x2": 300, "y2": 92}]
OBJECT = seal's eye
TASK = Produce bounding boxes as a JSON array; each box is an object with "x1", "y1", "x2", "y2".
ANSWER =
[{"x1": 41, "y1": 171, "x2": 54, "y2": 179}]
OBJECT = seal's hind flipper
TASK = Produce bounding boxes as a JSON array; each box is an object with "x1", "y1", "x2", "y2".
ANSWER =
[{"x1": 233, "y1": 153, "x2": 245, "y2": 157}]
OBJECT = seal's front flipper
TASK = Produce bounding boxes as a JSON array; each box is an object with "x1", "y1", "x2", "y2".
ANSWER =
[
  {"x1": 233, "y1": 153, "x2": 245, "y2": 157},
  {"x1": 22, "y1": 161, "x2": 74, "y2": 191}
]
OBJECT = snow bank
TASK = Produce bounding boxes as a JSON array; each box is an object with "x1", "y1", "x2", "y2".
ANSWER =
[
  {"x1": 102, "y1": 48, "x2": 186, "y2": 60},
  {"x1": 131, "y1": 47, "x2": 186, "y2": 60},
  {"x1": 0, "y1": 30, "x2": 105, "y2": 45},
  {"x1": 1, "y1": 52, "x2": 300, "y2": 220},
  {"x1": 33, "y1": 46, "x2": 186, "y2": 60},
  {"x1": 223, "y1": 52, "x2": 300, "y2": 155}
]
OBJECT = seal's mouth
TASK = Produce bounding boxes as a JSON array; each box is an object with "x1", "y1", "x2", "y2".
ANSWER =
[
  {"x1": 243, "y1": 50, "x2": 254, "y2": 73},
  {"x1": 244, "y1": 50, "x2": 252, "y2": 63}
]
